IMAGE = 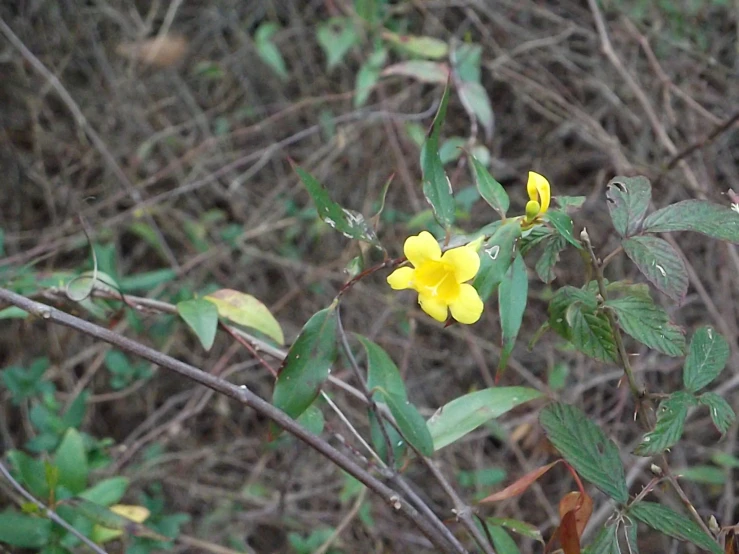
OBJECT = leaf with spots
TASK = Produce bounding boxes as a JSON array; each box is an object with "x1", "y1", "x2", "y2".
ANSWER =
[
  {"x1": 293, "y1": 163, "x2": 382, "y2": 249},
  {"x1": 698, "y1": 392, "x2": 735, "y2": 435},
  {"x1": 622, "y1": 235, "x2": 688, "y2": 304},
  {"x1": 473, "y1": 220, "x2": 521, "y2": 301},
  {"x1": 683, "y1": 325, "x2": 729, "y2": 393},
  {"x1": 606, "y1": 176, "x2": 652, "y2": 237},
  {"x1": 643, "y1": 199, "x2": 739, "y2": 244},
  {"x1": 635, "y1": 391, "x2": 695, "y2": 456},
  {"x1": 539, "y1": 403, "x2": 629, "y2": 504},
  {"x1": 605, "y1": 294, "x2": 685, "y2": 356}
]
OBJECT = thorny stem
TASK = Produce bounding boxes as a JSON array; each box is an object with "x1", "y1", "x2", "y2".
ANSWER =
[{"x1": 0, "y1": 288, "x2": 463, "y2": 554}]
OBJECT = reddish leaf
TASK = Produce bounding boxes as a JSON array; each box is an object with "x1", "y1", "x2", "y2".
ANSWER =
[
  {"x1": 726, "y1": 530, "x2": 737, "y2": 554},
  {"x1": 558, "y1": 491, "x2": 593, "y2": 538},
  {"x1": 559, "y1": 510, "x2": 582, "y2": 554},
  {"x1": 479, "y1": 461, "x2": 559, "y2": 503}
]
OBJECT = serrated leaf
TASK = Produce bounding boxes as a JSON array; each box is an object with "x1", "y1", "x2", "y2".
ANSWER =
[
  {"x1": 378, "y1": 388, "x2": 433, "y2": 457},
  {"x1": 567, "y1": 304, "x2": 618, "y2": 363},
  {"x1": 382, "y1": 31, "x2": 448, "y2": 59},
  {"x1": 683, "y1": 326, "x2": 729, "y2": 393},
  {"x1": 54, "y1": 428, "x2": 88, "y2": 494},
  {"x1": 582, "y1": 524, "x2": 620, "y2": 554},
  {"x1": 488, "y1": 526, "x2": 521, "y2": 554},
  {"x1": 473, "y1": 221, "x2": 521, "y2": 301},
  {"x1": 536, "y1": 235, "x2": 567, "y2": 283},
  {"x1": 549, "y1": 286, "x2": 599, "y2": 338},
  {"x1": 176, "y1": 298, "x2": 219, "y2": 350},
  {"x1": 622, "y1": 235, "x2": 688, "y2": 303},
  {"x1": 204, "y1": 288, "x2": 284, "y2": 344},
  {"x1": 605, "y1": 295, "x2": 685, "y2": 356},
  {"x1": 356, "y1": 335, "x2": 408, "y2": 400},
  {"x1": 545, "y1": 210, "x2": 582, "y2": 249},
  {"x1": 635, "y1": 391, "x2": 694, "y2": 456},
  {"x1": 698, "y1": 392, "x2": 736, "y2": 435},
  {"x1": 539, "y1": 403, "x2": 629, "y2": 504},
  {"x1": 629, "y1": 501, "x2": 722, "y2": 554},
  {"x1": 498, "y1": 254, "x2": 528, "y2": 376},
  {"x1": 457, "y1": 81, "x2": 494, "y2": 141},
  {"x1": 422, "y1": 85, "x2": 455, "y2": 228},
  {"x1": 469, "y1": 153, "x2": 509, "y2": 216},
  {"x1": 427, "y1": 386, "x2": 542, "y2": 451},
  {"x1": 293, "y1": 165, "x2": 381, "y2": 249},
  {"x1": 643, "y1": 200, "x2": 739, "y2": 244},
  {"x1": 272, "y1": 307, "x2": 338, "y2": 427},
  {"x1": 316, "y1": 18, "x2": 359, "y2": 70},
  {"x1": 0, "y1": 512, "x2": 52, "y2": 548},
  {"x1": 381, "y1": 60, "x2": 449, "y2": 83},
  {"x1": 606, "y1": 176, "x2": 652, "y2": 237}
]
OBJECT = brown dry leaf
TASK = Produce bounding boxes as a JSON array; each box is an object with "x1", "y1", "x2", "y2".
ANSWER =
[
  {"x1": 558, "y1": 491, "x2": 593, "y2": 538},
  {"x1": 116, "y1": 35, "x2": 188, "y2": 67},
  {"x1": 479, "y1": 461, "x2": 559, "y2": 504},
  {"x1": 558, "y1": 510, "x2": 582, "y2": 554}
]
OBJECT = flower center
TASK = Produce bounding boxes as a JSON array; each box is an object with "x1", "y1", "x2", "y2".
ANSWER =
[{"x1": 414, "y1": 261, "x2": 459, "y2": 302}]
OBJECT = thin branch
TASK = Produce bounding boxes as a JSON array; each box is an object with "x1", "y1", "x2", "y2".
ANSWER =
[
  {"x1": 0, "y1": 460, "x2": 109, "y2": 554},
  {"x1": 0, "y1": 288, "x2": 459, "y2": 553}
]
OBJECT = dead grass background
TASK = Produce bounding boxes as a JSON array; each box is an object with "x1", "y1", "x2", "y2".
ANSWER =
[{"x1": 1, "y1": 0, "x2": 738, "y2": 552}]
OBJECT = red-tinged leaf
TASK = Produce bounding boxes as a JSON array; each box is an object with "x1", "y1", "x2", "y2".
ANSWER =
[
  {"x1": 726, "y1": 530, "x2": 737, "y2": 554},
  {"x1": 558, "y1": 492, "x2": 593, "y2": 538},
  {"x1": 479, "y1": 461, "x2": 559, "y2": 503},
  {"x1": 559, "y1": 510, "x2": 582, "y2": 554}
]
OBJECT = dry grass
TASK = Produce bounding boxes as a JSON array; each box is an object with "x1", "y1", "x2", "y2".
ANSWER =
[{"x1": 1, "y1": 0, "x2": 738, "y2": 552}]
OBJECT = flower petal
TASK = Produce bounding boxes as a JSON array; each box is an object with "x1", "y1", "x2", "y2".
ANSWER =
[
  {"x1": 528, "y1": 171, "x2": 550, "y2": 214},
  {"x1": 404, "y1": 231, "x2": 441, "y2": 267},
  {"x1": 449, "y1": 284, "x2": 483, "y2": 324},
  {"x1": 441, "y1": 246, "x2": 480, "y2": 283},
  {"x1": 387, "y1": 266, "x2": 416, "y2": 290},
  {"x1": 418, "y1": 293, "x2": 448, "y2": 322}
]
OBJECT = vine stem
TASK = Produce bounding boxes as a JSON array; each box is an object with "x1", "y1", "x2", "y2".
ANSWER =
[{"x1": 0, "y1": 287, "x2": 462, "y2": 554}]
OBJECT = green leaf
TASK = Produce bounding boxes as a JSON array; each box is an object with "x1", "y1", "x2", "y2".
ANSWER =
[
  {"x1": 683, "y1": 325, "x2": 729, "y2": 393},
  {"x1": 378, "y1": 389, "x2": 434, "y2": 457},
  {"x1": 1, "y1": 357, "x2": 52, "y2": 405},
  {"x1": 355, "y1": 335, "x2": 408, "y2": 400},
  {"x1": 272, "y1": 307, "x2": 338, "y2": 425},
  {"x1": 544, "y1": 210, "x2": 582, "y2": 249},
  {"x1": 382, "y1": 31, "x2": 448, "y2": 59},
  {"x1": 605, "y1": 295, "x2": 685, "y2": 356},
  {"x1": 474, "y1": 221, "x2": 521, "y2": 301},
  {"x1": 0, "y1": 511, "x2": 52, "y2": 548},
  {"x1": 369, "y1": 410, "x2": 405, "y2": 466},
  {"x1": 698, "y1": 392, "x2": 735, "y2": 435},
  {"x1": 427, "y1": 387, "x2": 542, "y2": 451},
  {"x1": 535, "y1": 235, "x2": 566, "y2": 284},
  {"x1": 548, "y1": 286, "x2": 598, "y2": 338},
  {"x1": 354, "y1": 48, "x2": 387, "y2": 107},
  {"x1": 297, "y1": 404, "x2": 325, "y2": 436},
  {"x1": 457, "y1": 81, "x2": 494, "y2": 140},
  {"x1": 635, "y1": 391, "x2": 694, "y2": 456},
  {"x1": 176, "y1": 299, "x2": 219, "y2": 351},
  {"x1": 119, "y1": 268, "x2": 176, "y2": 292},
  {"x1": 421, "y1": 85, "x2": 455, "y2": 229},
  {"x1": 498, "y1": 255, "x2": 528, "y2": 373},
  {"x1": 0, "y1": 306, "x2": 29, "y2": 319},
  {"x1": 629, "y1": 501, "x2": 721, "y2": 554},
  {"x1": 606, "y1": 176, "x2": 652, "y2": 237},
  {"x1": 622, "y1": 235, "x2": 688, "y2": 303},
  {"x1": 469, "y1": 153, "x2": 509, "y2": 216},
  {"x1": 643, "y1": 199, "x2": 739, "y2": 243},
  {"x1": 8, "y1": 450, "x2": 49, "y2": 498},
  {"x1": 555, "y1": 196, "x2": 587, "y2": 211},
  {"x1": 539, "y1": 403, "x2": 629, "y2": 504},
  {"x1": 567, "y1": 303, "x2": 618, "y2": 363},
  {"x1": 382, "y1": 60, "x2": 449, "y2": 84},
  {"x1": 254, "y1": 22, "x2": 288, "y2": 80},
  {"x1": 66, "y1": 270, "x2": 119, "y2": 302},
  {"x1": 485, "y1": 518, "x2": 543, "y2": 543},
  {"x1": 293, "y1": 165, "x2": 381, "y2": 248},
  {"x1": 676, "y1": 465, "x2": 726, "y2": 485},
  {"x1": 316, "y1": 18, "x2": 359, "y2": 70},
  {"x1": 582, "y1": 524, "x2": 620, "y2": 554},
  {"x1": 79, "y1": 477, "x2": 130, "y2": 506},
  {"x1": 204, "y1": 288, "x2": 284, "y2": 344},
  {"x1": 451, "y1": 42, "x2": 481, "y2": 82},
  {"x1": 54, "y1": 428, "x2": 88, "y2": 494},
  {"x1": 488, "y1": 525, "x2": 521, "y2": 554}
]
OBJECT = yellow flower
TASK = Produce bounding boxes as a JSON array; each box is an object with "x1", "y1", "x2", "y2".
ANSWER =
[
  {"x1": 387, "y1": 231, "x2": 483, "y2": 324},
  {"x1": 522, "y1": 171, "x2": 551, "y2": 228}
]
